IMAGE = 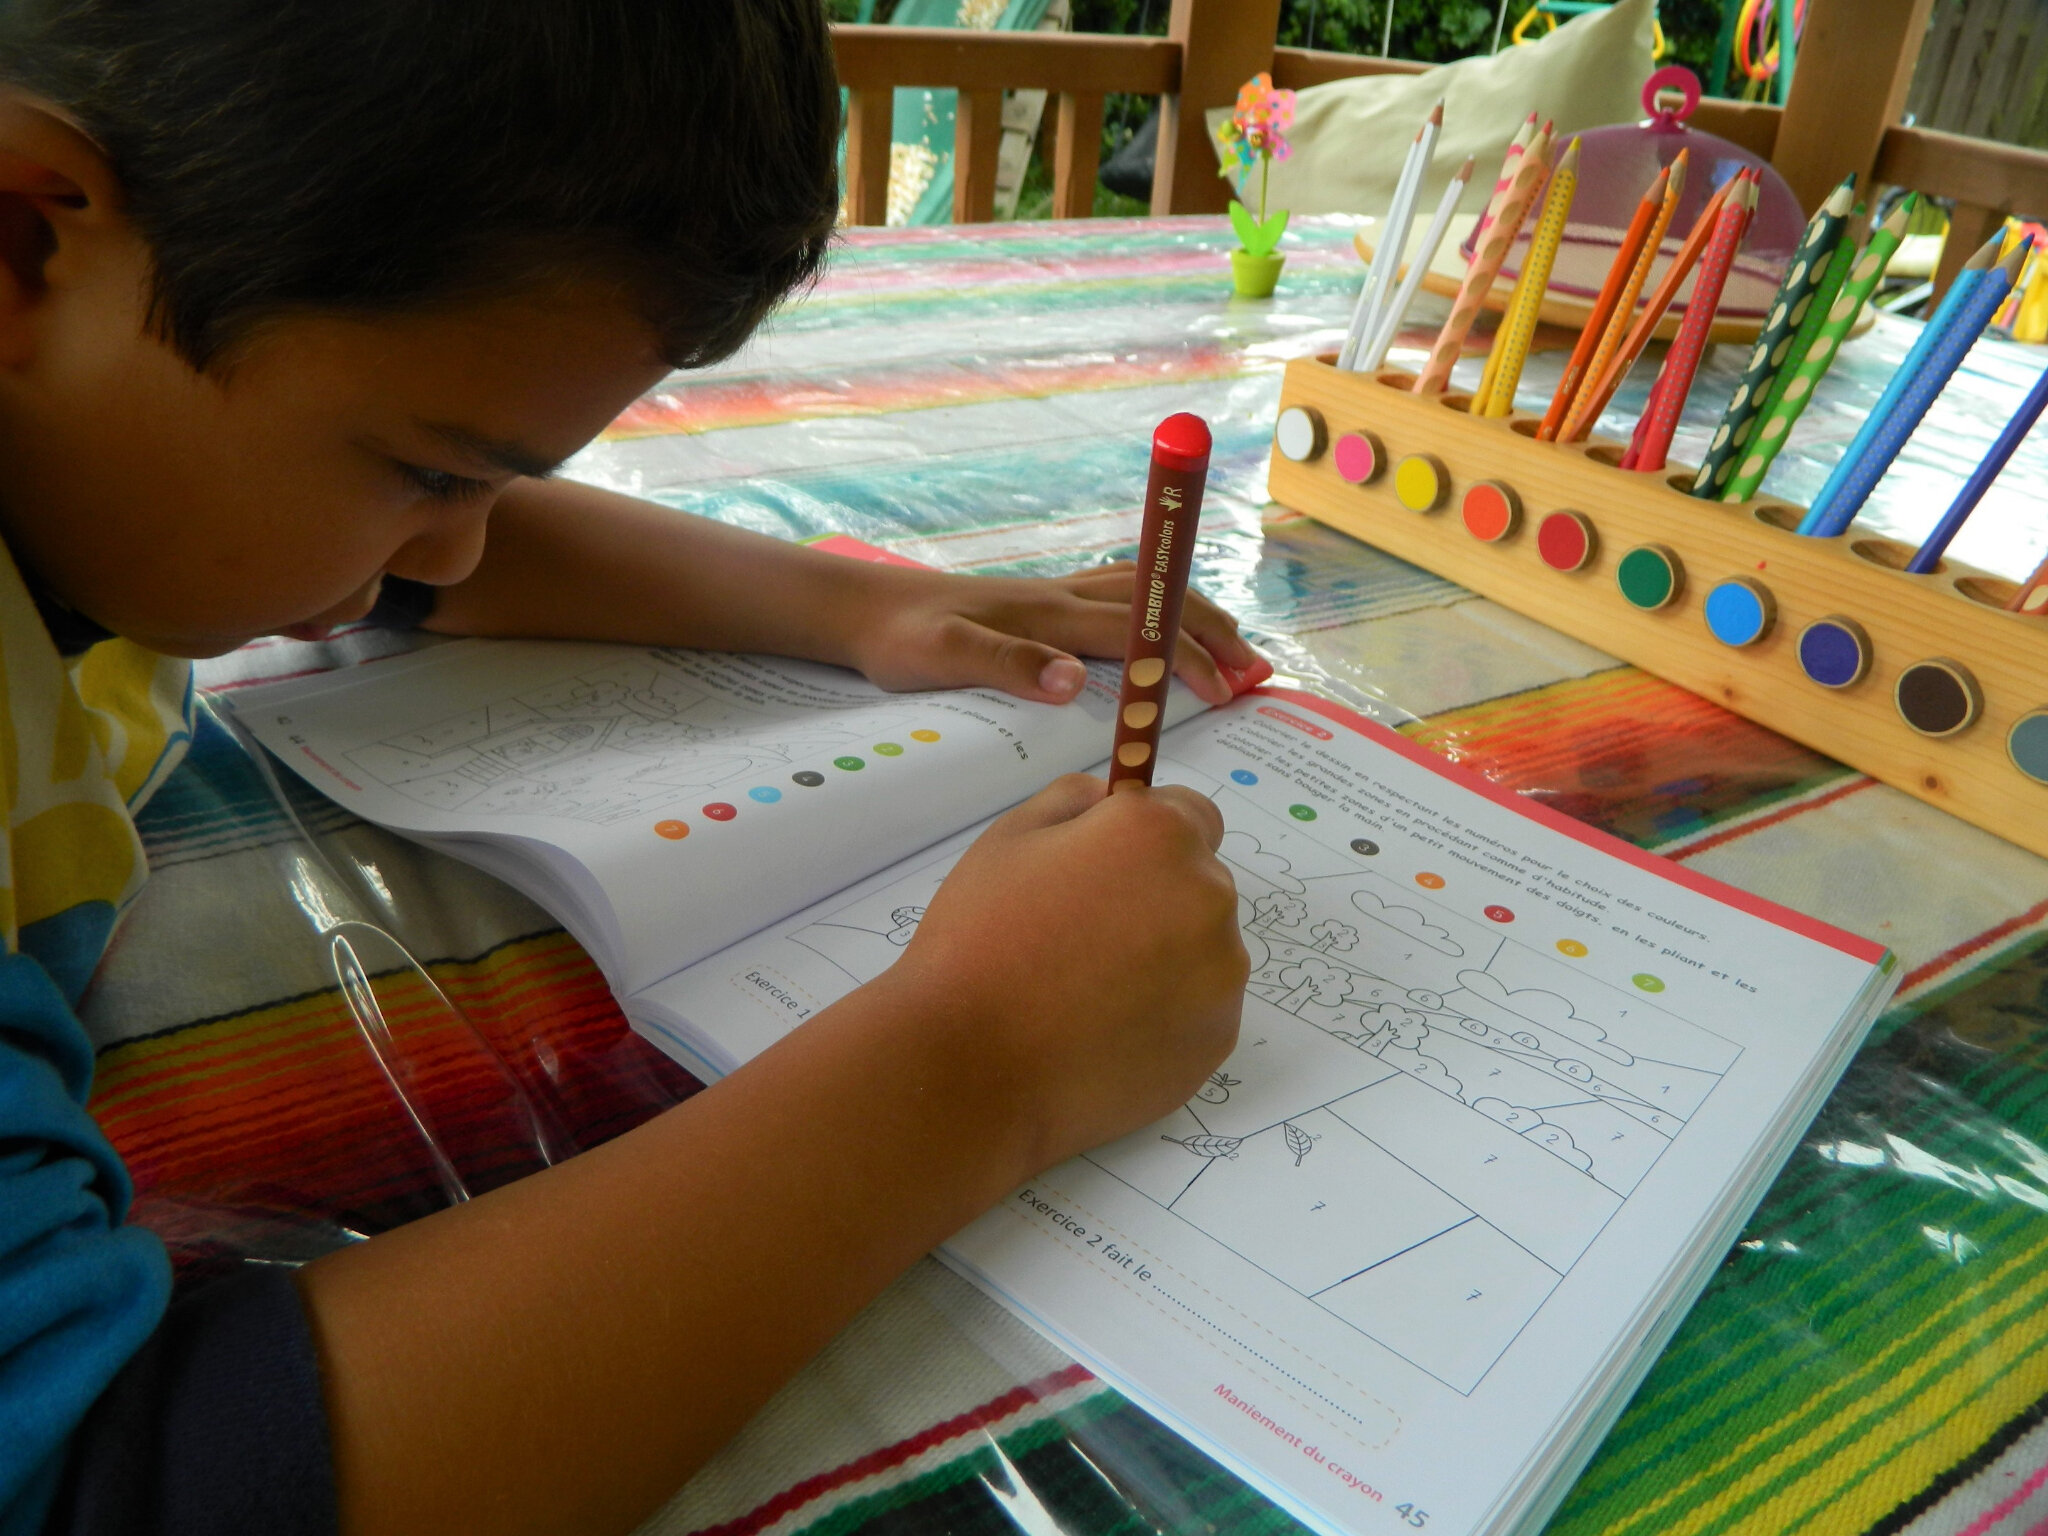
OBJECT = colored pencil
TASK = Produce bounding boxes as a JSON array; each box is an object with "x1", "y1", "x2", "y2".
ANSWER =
[
  {"x1": 1356, "y1": 156, "x2": 1476, "y2": 374},
  {"x1": 1536, "y1": 165, "x2": 1668, "y2": 441},
  {"x1": 1473, "y1": 137, "x2": 1579, "y2": 416},
  {"x1": 1905, "y1": 355, "x2": 2048, "y2": 571},
  {"x1": 1109, "y1": 414, "x2": 1211, "y2": 790},
  {"x1": 1625, "y1": 176, "x2": 1757, "y2": 473},
  {"x1": 1340, "y1": 102, "x2": 1442, "y2": 371},
  {"x1": 1691, "y1": 174, "x2": 1857, "y2": 498},
  {"x1": 1571, "y1": 174, "x2": 1740, "y2": 440},
  {"x1": 2009, "y1": 548, "x2": 2048, "y2": 615},
  {"x1": 1720, "y1": 196, "x2": 1916, "y2": 503},
  {"x1": 1560, "y1": 150, "x2": 1687, "y2": 441},
  {"x1": 1471, "y1": 113, "x2": 1538, "y2": 263},
  {"x1": 1798, "y1": 234, "x2": 2022, "y2": 537},
  {"x1": 1412, "y1": 127, "x2": 1552, "y2": 396}
]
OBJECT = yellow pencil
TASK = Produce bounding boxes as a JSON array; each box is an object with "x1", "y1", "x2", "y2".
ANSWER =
[
  {"x1": 1561, "y1": 148, "x2": 1688, "y2": 441},
  {"x1": 1476, "y1": 136, "x2": 1579, "y2": 418}
]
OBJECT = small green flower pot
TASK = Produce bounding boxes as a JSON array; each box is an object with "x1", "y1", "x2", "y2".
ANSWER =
[{"x1": 1230, "y1": 248, "x2": 1285, "y2": 299}]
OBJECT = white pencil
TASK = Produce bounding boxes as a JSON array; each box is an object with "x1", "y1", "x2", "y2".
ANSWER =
[
  {"x1": 1357, "y1": 156, "x2": 1476, "y2": 373},
  {"x1": 1338, "y1": 101, "x2": 1442, "y2": 370}
]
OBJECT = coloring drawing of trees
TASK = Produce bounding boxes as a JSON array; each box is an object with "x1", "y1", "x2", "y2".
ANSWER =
[
  {"x1": 1309, "y1": 919, "x2": 1359, "y2": 955},
  {"x1": 1251, "y1": 893, "x2": 1308, "y2": 936},
  {"x1": 1274, "y1": 956, "x2": 1354, "y2": 1014}
]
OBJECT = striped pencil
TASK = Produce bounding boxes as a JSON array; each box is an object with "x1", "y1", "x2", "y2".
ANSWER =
[
  {"x1": 1537, "y1": 166, "x2": 1668, "y2": 440},
  {"x1": 1339, "y1": 103, "x2": 1442, "y2": 370},
  {"x1": 1691, "y1": 174, "x2": 1857, "y2": 498},
  {"x1": 1626, "y1": 176, "x2": 1757, "y2": 473},
  {"x1": 1570, "y1": 174, "x2": 1740, "y2": 440},
  {"x1": 1356, "y1": 157, "x2": 1477, "y2": 373},
  {"x1": 1470, "y1": 113, "x2": 1538, "y2": 262},
  {"x1": 1468, "y1": 120, "x2": 1553, "y2": 408},
  {"x1": 1412, "y1": 127, "x2": 1553, "y2": 395},
  {"x1": 2010, "y1": 548, "x2": 2048, "y2": 615},
  {"x1": 1720, "y1": 196, "x2": 1917, "y2": 503},
  {"x1": 1473, "y1": 137, "x2": 1580, "y2": 417},
  {"x1": 1560, "y1": 150, "x2": 1688, "y2": 441},
  {"x1": 1906, "y1": 353, "x2": 2048, "y2": 571},
  {"x1": 1798, "y1": 234, "x2": 2023, "y2": 537}
]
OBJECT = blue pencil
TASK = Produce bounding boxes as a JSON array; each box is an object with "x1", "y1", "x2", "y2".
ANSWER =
[
  {"x1": 1797, "y1": 233, "x2": 2015, "y2": 537},
  {"x1": 1906, "y1": 353, "x2": 2048, "y2": 572}
]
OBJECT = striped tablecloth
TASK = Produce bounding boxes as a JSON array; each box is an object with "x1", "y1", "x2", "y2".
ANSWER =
[{"x1": 92, "y1": 216, "x2": 2048, "y2": 1536}]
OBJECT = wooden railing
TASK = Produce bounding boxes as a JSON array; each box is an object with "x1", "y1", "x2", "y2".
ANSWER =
[{"x1": 835, "y1": 0, "x2": 2048, "y2": 301}]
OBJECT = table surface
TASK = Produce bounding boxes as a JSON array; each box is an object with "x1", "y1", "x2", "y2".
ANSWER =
[{"x1": 99, "y1": 216, "x2": 2048, "y2": 1536}]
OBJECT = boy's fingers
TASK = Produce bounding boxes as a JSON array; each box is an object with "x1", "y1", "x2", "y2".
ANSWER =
[
  {"x1": 990, "y1": 773, "x2": 1106, "y2": 836},
  {"x1": 1141, "y1": 784, "x2": 1228, "y2": 852},
  {"x1": 932, "y1": 618, "x2": 1090, "y2": 702},
  {"x1": 1179, "y1": 590, "x2": 1260, "y2": 670}
]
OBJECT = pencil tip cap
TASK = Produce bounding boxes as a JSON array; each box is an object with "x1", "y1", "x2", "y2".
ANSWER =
[{"x1": 1152, "y1": 412, "x2": 1212, "y2": 470}]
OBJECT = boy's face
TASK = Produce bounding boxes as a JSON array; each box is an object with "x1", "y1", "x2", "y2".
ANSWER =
[{"x1": 0, "y1": 104, "x2": 671, "y2": 657}]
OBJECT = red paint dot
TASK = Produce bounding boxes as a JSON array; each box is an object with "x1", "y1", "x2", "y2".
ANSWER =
[
  {"x1": 702, "y1": 802, "x2": 737, "y2": 821},
  {"x1": 1485, "y1": 905, "x2": 1515, "y2": 923},
  {"x1": 654, "y1": 820, "x2": 689, "y2": 841},
  {"x1": 1537, "y1": 511, "x2": 1594, "y2": 571}
]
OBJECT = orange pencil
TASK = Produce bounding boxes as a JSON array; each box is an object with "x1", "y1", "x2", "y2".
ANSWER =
[
  {"x1": 1537, "y1": 165, "x2": 1668, "y2": 441},
  {"x1": 1572, "y1": 172, "x2": 1742, "y2": 438},
  {"x1": 1561, "y1": 149, "x2": 1688, "y2": 441}
]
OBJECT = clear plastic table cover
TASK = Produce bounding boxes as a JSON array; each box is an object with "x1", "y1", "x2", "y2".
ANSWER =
[{"x1": 99, "y1": 216, "x2": 2048, "y2": 1536}]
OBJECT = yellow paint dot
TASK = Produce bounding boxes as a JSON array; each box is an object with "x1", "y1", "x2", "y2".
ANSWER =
[
  {"x1": 1395, "y1": 455, "x2": 1445, "y2": 512},
  {"x1": 1122, "y1": 701, "x2": 1159, "y2": 729},
  {"x1": 911, "y1": 729, "x2": 941, "y2": 742},
  {"x1": 1128, "y1": 657, "x2": 1166, "y2": 687},
  {"x1": 1116, "y1": 740, "x2": 1153, "y2": 767},
  {"x1": 654, "y1": 820, "x2": 689, "y2": 841},
  {"x1": 1557, "y1": 939, "x2": 1589, "y2": 958}
]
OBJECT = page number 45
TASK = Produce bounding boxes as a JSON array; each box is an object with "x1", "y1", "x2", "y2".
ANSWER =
[{"x1": 1396, "y1": 1506, "x2": 1428, "y2": 1528}]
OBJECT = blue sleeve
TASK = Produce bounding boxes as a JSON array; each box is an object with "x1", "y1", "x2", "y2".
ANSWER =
[{"x1": 0, "y1": 949, "x2": 337, "y2": 1536}]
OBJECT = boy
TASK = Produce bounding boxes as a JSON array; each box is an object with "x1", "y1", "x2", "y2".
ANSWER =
[{"x1": 0, "y1": 2, "x2": 1260, "y2": 1533}]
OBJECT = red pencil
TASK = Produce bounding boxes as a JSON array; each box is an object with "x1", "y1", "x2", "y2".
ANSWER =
[{"x1": 1108, "y1": 413, "x2": 1212, "y2": 791}]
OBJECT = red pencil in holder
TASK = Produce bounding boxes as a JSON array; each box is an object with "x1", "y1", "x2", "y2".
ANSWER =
[{"x1": 1108, "y1": 413, "x2": 1213, "y2": 790}]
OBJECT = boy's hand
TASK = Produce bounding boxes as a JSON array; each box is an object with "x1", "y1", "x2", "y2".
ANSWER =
[
  {"x1": 838, "y1": 562, "x2": 1270, "y2": 707},
  {"x1": 883, "y1": 774, "x2": 1249, "y2": 1175}
]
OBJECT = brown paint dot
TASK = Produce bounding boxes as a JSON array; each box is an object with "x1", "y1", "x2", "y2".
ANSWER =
[{"x1": 1895, "y1": 659, "x2": 1982, "y2": 738}]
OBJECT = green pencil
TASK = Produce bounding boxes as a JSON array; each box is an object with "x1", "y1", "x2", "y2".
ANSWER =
[
  {"x1": 1691, "y1": 175, "x2": 1856, "y2": 499},
  {"x1": 1750, "y1": 213, "x2": 1858, "y2": 429},
  {"x1": 1718, "y1": 194, "x2": 1918, "y2": 504}
]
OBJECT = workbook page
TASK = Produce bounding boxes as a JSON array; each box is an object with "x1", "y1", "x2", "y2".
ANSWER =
[
  {"x1": 634, "y1": 690, "x2": 1892, "y2": 1536},
  {"x1": 232, "y1": 640, "x2": 1195, "y2": 995}
]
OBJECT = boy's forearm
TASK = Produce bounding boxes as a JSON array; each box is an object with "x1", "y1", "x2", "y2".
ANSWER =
[
  {"x1": 296, "y1": 970, "x2": 1031, "y2": 1536},
  {"x1": 421, "y1": 477, "x2": 880, "y2": 663}
]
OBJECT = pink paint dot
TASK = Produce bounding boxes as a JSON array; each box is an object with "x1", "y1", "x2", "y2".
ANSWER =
[
  {"x1": 1485, "y1": 905, "x2": 1515, "y2": 923},
  {"x1": 702, "y1": 802, "x2": 737, "y2": 821},
  {"x1": 1333, "y1": 431, "x2": 1382, "y2": 484}
]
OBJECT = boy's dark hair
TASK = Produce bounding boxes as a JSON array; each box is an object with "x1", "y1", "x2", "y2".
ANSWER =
[{"x1": 0, "y1": 0, "x2": 842, "y2": 370}]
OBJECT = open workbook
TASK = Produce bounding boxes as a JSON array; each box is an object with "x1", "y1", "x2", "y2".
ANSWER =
[{"x1": 231, "y1": 638, "x2": 1897, "y2": 1536}]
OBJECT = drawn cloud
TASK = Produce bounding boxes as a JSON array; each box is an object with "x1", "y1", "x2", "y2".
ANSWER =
[
  {"x1": 1450, "y1": 970, "x2": 1635, "y2": 1065},
  {"x1": 1471, "y1": 1097, "x2": 1545, "y2": 1133},
  {"x1": 1349, "y1": 888, "x2": 1464, "y2": 956},
  {"x1": 1219, "y1": 832, "x2": 1305, "y2": 895},
  {"x1": 1472, "y1": 1098, "x2": 1594, "y2": 1172}
]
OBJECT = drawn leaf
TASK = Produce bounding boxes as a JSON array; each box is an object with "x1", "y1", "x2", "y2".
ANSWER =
[
  {"x1": 1283, "y1": 1122, "x2": 1313, "y2": 1166},
  {"x1": 1162, "y1": 1134, "x2": 1243, "y2": 1159}
]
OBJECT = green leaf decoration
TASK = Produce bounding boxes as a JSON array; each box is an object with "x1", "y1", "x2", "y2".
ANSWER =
[
  {"x1": 1228, "y1": 199, "x2": 1259, "y2": 253},
  {"x1": 1257, "y1": 209, "x2": 1290, "y2": 254}
]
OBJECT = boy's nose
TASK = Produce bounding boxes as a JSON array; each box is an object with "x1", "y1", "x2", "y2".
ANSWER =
[{"x1": 385, "y1": 504, "x2": 493, "y2": 587}]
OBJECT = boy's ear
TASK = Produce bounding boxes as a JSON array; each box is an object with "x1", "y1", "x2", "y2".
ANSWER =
[{"x1": 0, "y1": 93, "x2": 126, "y2": 366}]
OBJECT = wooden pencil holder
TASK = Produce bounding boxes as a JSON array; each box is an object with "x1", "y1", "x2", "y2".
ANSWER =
[{"x1": 1266, "y1": 355, "x2": 2048, "y2": 860}]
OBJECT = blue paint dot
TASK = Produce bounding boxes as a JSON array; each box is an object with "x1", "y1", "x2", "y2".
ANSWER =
[
  {"x1": 1797, "y1": 618, "x2": 1869, "y2": 689},
  {"x1": 1704, "y1": 579, "x2": 1772, "y2": 647},
  {"x1": 2009, "y1": 710, "x2": 2048, "y2": 784},
  {"x1": 748, "y1": 786, "x2": 783, "y2": 803},
  {"x1": 1231, "y1": 768, "x2": 1258, "y2": 785}
]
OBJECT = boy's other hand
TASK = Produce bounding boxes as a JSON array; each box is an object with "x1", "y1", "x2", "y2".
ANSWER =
[
  {"x1": 883, "y1": 773, "x2": 1248, "y2": 1176},
  {"x1": 841, "y1": 563, "x2": 1270, "y2": 708}
]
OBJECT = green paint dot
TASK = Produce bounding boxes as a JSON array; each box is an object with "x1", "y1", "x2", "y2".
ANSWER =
[
  {"x1": 1289, "y1": 804, "x2": 1318, "y2": 822},
  {"x1": 873, "y1": 742, "x2": 904, "y2": 756},
  {"x1": 1616, "y1": 545, "x2": 1679, "y2": 611},
  {"x1": 833, "y1": 756, "x2": 865, "y2": 772},
  {"x1": 1632, "y1": 973, "x2": 1666, "y2": 993}
]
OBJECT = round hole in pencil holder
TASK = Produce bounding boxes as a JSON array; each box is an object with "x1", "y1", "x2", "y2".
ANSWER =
[
  {"x1": 1333, "y1": 430, "x2": 1386, "y2": 485},
  {"x1": 1509, "y1": 419, "x2": 1544, "y2": 441},
  {"x1": 1394, "y1": 453, "x2": 1448, "y2": 512},
  {"x1": 1703, "y1": 578, "x2": 1775, "y2": 647},
  {"x1": 1751, "y1": 504, "x2": 1804, "y2": 533},
  {"x1": 1462, "y1": 481, "x2": 1521, "y2": 543},
  {"x1": 1796, "y1": 616, "x2": 1872, "y2": 690},
  {"x1": 1954, "y1": 574, "x2": 2022, "y2": 609},
  {"x1": 1274, "y1": 405, "x2": 1326, "y2": 464},
  {"x1": 1616, "y1": 545, "x2": 1684, "y2": 610},
  {"x1": 1374, "y1": 370, "x2": 1418, "y2": 391},
  {"x1": 1315, "y1": 349, "x2": 1342, "y2": 368},
  {"x1": 1438, "y1": 393, "x2": 1476, "y2": 415},
  {"x1": 1851, "y1": 536, "x2": 1933, "y2": 574},
  {"x1": 1663, "y1": 473, "x2": 1701, "y2": 497},
  {"x1": 1895, "y1": 658, "x2": 1982, "y2": 738},
  {"x1": 2009, "y1": 708, "x2": 2048, "y2": 785},
  {"x1": 1536, "y1": 511, "x2": 1597, "y2": 572},
  {"x1": 1582, "y1": 444, "x2": 1627, "y2": 470}
]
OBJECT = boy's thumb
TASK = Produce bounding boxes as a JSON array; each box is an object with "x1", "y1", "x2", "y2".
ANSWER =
[{"x1": 943, "y1": 621, "x2": 1088, "y2": 703}]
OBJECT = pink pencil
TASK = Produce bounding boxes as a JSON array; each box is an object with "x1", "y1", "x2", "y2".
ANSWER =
[{"x1": 1470, "y1": 113, "x2": 1538, "y2": 262}]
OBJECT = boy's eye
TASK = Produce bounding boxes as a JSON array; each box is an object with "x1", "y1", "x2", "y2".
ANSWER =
[{"x1": 397, "y1": 462, "x2": 495, "y2": 503}]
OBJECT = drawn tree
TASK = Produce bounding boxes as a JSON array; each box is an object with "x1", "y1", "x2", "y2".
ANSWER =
[
  {"x1": 1357, "y1": 1002, "x2": 1429, "y2": 1054},
  {"x1": 1309, "y1": 919, "x2": 1359, "y2": 955},
  {"x1": 1251, "y1": 893, "x2": 1308, "y2": 935},
  {"x1": 1274, "y1": 956, "x2": 1354, "y2": 1014},
  {"x1": 1195, "y1": 1072, "x2": 1241, "y2": 1105},
  {"x1": 885, "y1": 906, "x2": 926, "y2": 947}
]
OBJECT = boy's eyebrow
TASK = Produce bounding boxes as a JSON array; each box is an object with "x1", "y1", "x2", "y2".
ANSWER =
[{"x1": 420, "y1": 422, "x2": 566, "y2": 480}]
